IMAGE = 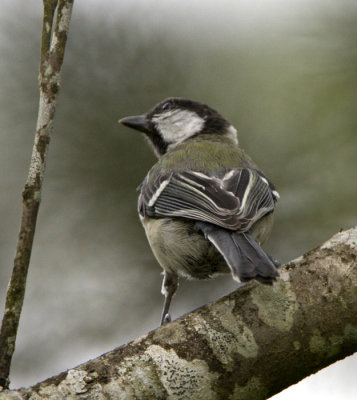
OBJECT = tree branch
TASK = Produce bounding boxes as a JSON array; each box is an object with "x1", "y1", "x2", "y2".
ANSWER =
[
  {"x1": 1, "y1": 226, "x2": 356, "y2": 399},
  {"x1": 0, "y1": 0, "x2": 74, "y2": 389}
]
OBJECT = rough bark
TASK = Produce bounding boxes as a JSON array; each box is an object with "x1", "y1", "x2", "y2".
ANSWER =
[
  {"x1": 0, "y1": 226, "x2": 356, "y2": 399},
  {"x1": 0, "y1": 0, "x2": 74, "y2": 389}
]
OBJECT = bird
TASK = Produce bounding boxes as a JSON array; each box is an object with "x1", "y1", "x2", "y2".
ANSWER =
[{"x1": 119, "y1": 97, "x2": 280, "y2": 326}]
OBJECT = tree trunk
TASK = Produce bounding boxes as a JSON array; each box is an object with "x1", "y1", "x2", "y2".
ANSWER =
[{"x1": 1, "y1": 226, "x2": 356, "y2": 399}]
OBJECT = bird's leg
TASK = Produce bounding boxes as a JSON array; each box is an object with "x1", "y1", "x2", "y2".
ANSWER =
[{"x1": 160, "y1": 271, "x2": 178, "y2": 326}]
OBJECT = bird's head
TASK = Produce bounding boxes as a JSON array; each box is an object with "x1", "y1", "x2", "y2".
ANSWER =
[{"x1": 119, "y1": 97, "x2": 238, "y2": 157}]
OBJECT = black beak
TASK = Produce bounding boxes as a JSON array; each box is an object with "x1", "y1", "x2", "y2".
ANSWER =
[{"x1": 119, "y1": 115, "x2": 149, "y2": 134}]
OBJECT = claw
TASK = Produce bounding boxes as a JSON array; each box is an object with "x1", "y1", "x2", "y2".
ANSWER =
[
  {"x1": 161, "y1": 313, "x2": 171, "y2": 326},
  {"x1": 160, "y1": 272, "x2": 178, "y2": 326}
]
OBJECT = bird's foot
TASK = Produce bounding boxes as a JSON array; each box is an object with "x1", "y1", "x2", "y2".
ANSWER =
[{"x1": 161, "y1": 313, "x2": 171, "y2": 326}]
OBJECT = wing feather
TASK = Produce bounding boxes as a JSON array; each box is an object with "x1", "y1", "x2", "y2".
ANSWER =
[{"x1": 139, "y1": 168, "x2": 277, "y2": 232}]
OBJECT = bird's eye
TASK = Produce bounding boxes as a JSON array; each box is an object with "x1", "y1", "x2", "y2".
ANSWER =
[{"x1": 162, "y1": 101, "x2": 172, "y2": 111}]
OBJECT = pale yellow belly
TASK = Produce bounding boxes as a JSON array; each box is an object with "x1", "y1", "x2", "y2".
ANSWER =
[
  {"x1": 140, "y1": 216, "x2": 228, "y2": 279},
  {"x1": 140, "y1": 212, "x2": 274, "y2": 280}
]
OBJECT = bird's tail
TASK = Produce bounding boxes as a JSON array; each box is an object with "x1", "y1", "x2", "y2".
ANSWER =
[{"x1": 195, "y1": 222, "x2": 279, "y2": 284}]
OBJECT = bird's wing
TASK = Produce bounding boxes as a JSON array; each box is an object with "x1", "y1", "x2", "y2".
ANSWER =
[{"x1": 138, "y1": 168, "x2": 278, "y2": 232}]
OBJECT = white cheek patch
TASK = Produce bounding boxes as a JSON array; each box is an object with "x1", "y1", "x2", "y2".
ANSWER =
[{"x1": 152, "y1": 109, "x2": 205, "y2": 147}]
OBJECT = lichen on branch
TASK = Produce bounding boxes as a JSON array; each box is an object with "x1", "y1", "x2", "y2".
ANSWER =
[{"x1": 1, "y1": 226, "x2": 356, "y2": 399}]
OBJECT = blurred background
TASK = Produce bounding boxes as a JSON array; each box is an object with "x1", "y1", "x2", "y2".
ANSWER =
[{"x1": 0, "y1": 0, "x2": 356, "y2": 397}]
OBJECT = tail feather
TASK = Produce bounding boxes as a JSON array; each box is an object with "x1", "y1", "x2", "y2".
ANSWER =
[
  {"x1": 195, "y1": 222, "x2": 279, "y2": 284},
  {"x1": 231, "y1": 232, "x2": 279, "y2": 282}
]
